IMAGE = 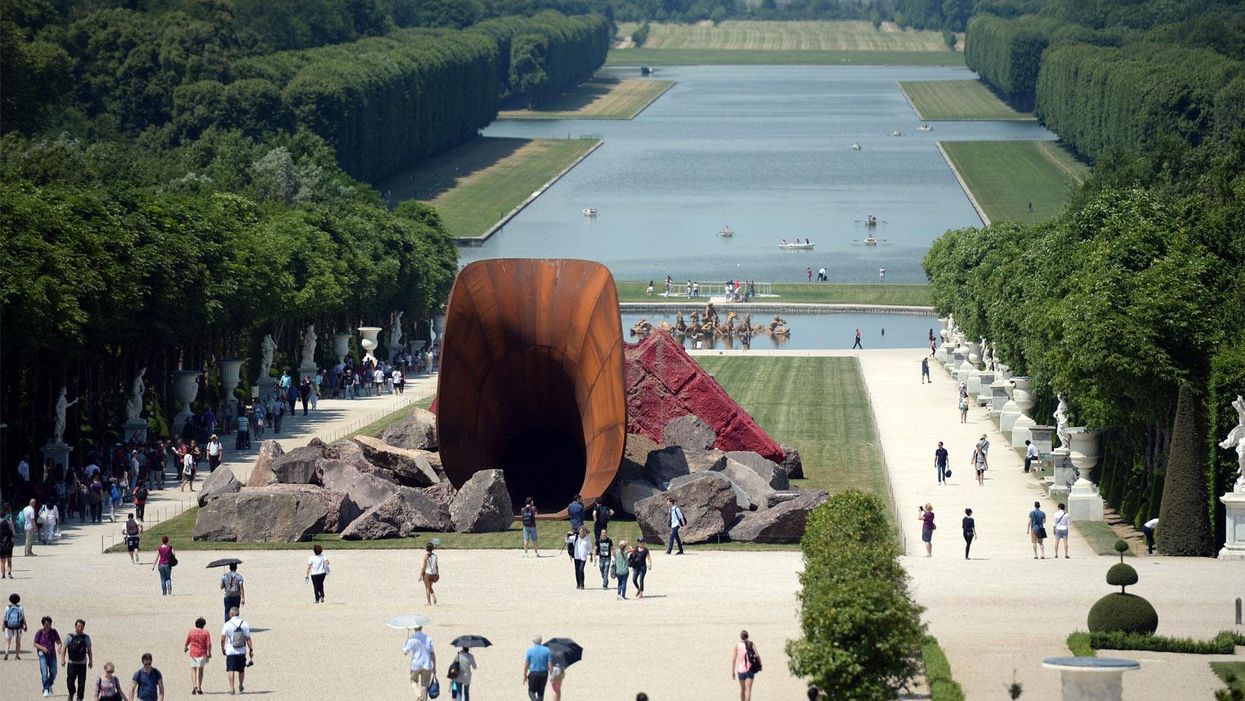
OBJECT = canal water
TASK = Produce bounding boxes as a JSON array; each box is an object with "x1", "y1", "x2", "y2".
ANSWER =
[
  {"x1": 460, "y1": 64, "x2": 1054, "y2": 284},
  {"x1": 620, "y1": 310, "x2": 938, "y2": 350}
]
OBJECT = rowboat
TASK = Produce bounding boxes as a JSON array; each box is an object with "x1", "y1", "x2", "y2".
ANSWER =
[
  {"x1": 719, "y1": 225, "x2": 734, "y2": 237},
  {"x1": 864, "y1": 232, "x2": 878, "y2": 246},
  {"x1": 582, "y1": 208, "x2": 598, "y2": 216},
  {"x1": 918, "y1": 124, "x2": 933, "y2": 132},
  {"x1": 779, "y1": 240, "x2": 815, "y2": 250}
]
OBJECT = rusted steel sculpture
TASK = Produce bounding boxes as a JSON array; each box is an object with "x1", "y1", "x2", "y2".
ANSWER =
[{"x1": 436, "y1": 259, "x2": 626, "y2": 513}]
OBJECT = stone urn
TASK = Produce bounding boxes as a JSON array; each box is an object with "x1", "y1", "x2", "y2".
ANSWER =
[
  {"x1": 996, "y1": 362, "x2": 1011, "y2": 381},
  {"x1": 358, "y1": 326, "x2": 382, "y2": 362},
  {"x1": 333, "y1": 333, "x2": 352, "y2": 364},
  {"x1": 220, "y1": 358, "x2": 243, "y2": 407},
  {"x1": 171, "y1": 369, "x2": 201, "y2": 438},
  {"x1": 1068, "y1": 428, "x2": 1104, "y2": 521},
  {"x1": 957, "y1": 358, "x2": 977, "y2": 386},
  {"x1": 1067, "y1": 429, "x2": 1101, "y2": 473},
  {"x1": 967, "y1": 341, "x2": 981, "y2": 366}
]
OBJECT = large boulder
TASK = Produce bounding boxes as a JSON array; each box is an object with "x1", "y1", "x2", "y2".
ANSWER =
[
  {"x1": 271, "y1": 439, "x2": 328, "y2": 485},
  {"x1": 192, "y1": 485, "x2": 359, "y2": 542},
  {"x1": 670, "y1": 471, "x2": 751, "y2": 511},
  {"x1": 617, "y1": 479, "x2": 662, "y2": 515},
  {"x1": 258, "y1": 483, "x2": 361, "y2": 532},
  {"x1": 621, "y1": 433, "x2": 660, "y2": 482},
  {"x1": 197, "y1": 465, "x2": 241, "y2": 507},
  {"x1": 245, "y1": 440, "x2": 285, "y2": 487},
  {"x1": 450, "y1": 469, "x2": 514, "y2": 533},
  {"x1": 379, "y1": 407, "x2": 438, "y2": 451},
  {"x1": 644, "y1": 447, "x2": 722, "y2": 487},
  {"x1": 663, "y1": 414, "x2": 716, "y2": 452},
  {"x1": 340, "y1": 486, "x2": 453, "y2": 540},
  {"x1": 713, "y1": 457, "x2": 778, "y2": 510},
  {"x1": 723, "y1": 451, "x2": 790, "y2": 490},
  {"x1": 353, "y1": 435, "x2": 440, "y2": 487},
  {"x1": 727, "y1": 490, "x2": 829, "y2": 543},
  {"x1": 780, "y1": 444, "x2": 804, "y2": 480},
  {"x1": 318, "y1": 458, "x2": 399, "y2": 512},
  {"x1": 635, "y1": 472, "x2": 740, "y2": 544}
]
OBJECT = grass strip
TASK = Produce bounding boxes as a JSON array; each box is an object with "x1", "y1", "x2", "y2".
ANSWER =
[
  {"x1": 617, "y1": 281, "x2": 932, "y2": 306},
  {"x1": 608, "y1": 48, "x2": 963, "y2": 66},
  {"x1": 1074, "y1": 521, "x2": 1135, "y2": 557},
  {"x1": 940, "y1": 141, "x2": 1089, "y2": 224},
  {"x1": 616, "y1": 20, "x2": 951, "y2": 52},
  {"x1": 1211, "y1": 661, "x2": 1245, "y2": 695},
  {"x1": 898, "y1": 80, "x2": 1033, "y2": 121},
  {"x1": 921, "y1": 636, "x2": 966, "y2": 701},
  {"x1": 499, "y1": 78, "x2": 674, "y2": 120}
]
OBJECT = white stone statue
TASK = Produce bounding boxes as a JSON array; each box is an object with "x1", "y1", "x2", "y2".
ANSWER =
[
  {"x1": 300, "y1": 324, "x2": 318, "y2": 368},
  {"x1": 125, "y1": 367, "x2": 146, "y2": 423},
  {"x1": 980, "y1": 339, "x2": 992, "y2": 367},
  {"x1": 259, "y1": 334, "x2": 278, "y2": 378},
  {"x1": 989, "y1": 342, "x2": 998, "y2": 370},
  {"x1": 53, "y1": 386, "x2": 79, "y2": 444},
  {"x1": 1219, "y1": 394, "x2": 1245, "y2": 493},
  {"x1": 1054, "y1": 393, "x2": 1071, "y2": 448},
  {"x1": 390, "y1": 311, "x2": 404, "y2": 349}
]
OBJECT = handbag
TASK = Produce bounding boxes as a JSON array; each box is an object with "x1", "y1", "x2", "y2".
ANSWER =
[
  {"x1": 1036, "y1": 526, "x2": 1048, "y2": 539},
  {"x1": 943, "y1": 468, "x2": 952, "y2": 479},
  {"x1": 168, "y1": 550, "x2": 179, "y2": 567},
  {"x1": 427, "y1": 675, "x2": 441, "y2": 699}
]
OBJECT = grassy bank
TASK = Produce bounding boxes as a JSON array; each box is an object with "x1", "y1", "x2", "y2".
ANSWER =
[
  {"x1": 1212, "y1": 662, "x2": 1245, "y2": 694},
  {"x1": 617, "y1": 281, "x2": 932, "y2": 306},
  {"x1": 617, "y1": 20, "x2": 952, "y2": 52},
  {"x1": 499, "y1": 78, "x2": 674, "y2": 120},
  {"x1": 609, "y1": 48, "x2": 963, "y2": 66},
  {"x1": 940, "y1": 140, "x2": 1089, "y2": 223},
  {"x1": 921, "y1": 636, "x2": 966, "y2": 701},
  {"x1": 376, "y1": 137, "x2": 599, "y2": 239},
  {"x1": 899, "y1": 80, "x2": 1033, "y2": 120}
]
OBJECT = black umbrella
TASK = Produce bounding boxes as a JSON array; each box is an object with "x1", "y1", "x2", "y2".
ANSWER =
[
  {"x1": 544, "y1": 638, "x2": 583, "y2": 667},
  {"x1": 206, "y1": 558, "x2": 243, "y2": 568},
  {"x1": 450, "y1": 635, "x2": 492, "y2": 649}
]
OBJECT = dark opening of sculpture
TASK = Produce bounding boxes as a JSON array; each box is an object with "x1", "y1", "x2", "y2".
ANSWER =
[{"x1": 436, "y1": 259, "x2": 627, "y2": 514}]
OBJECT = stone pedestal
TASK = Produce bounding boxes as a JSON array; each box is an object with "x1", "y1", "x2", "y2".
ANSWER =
[
  {"x1": 122, "y1": 421, "x2": 148, "y2": 443},
  {"x1": 956, "y1": 359, "x2": 975, "y2": 384},
  {"x1": 1051, "y1": 447, "x2": 1075, "y2": 493},
  {"x1": 989, "y1": 381, "x2": 1009, "y2": 418},
  {"x1": 1067, "y1": 429, "x2": 1104, "y2": 521},
  {"x1": 1029, "y1": 425, "x2": 1055, "y2": 455},
  {"x1": 170, "y1": 370, "x2": 201, "y2": 439},
  {"x1": 1011, "y1": 413, "x2": 1036, "y2": 448},
  {"x1": 41, "y1": 441, "x2": 72, "y2": 472},
  {"x1": 299, "y1": 365, "x2": 318, "y2": 383},
  {"x1": 973, "y1": 371, "x2": 994, "y2": 405},
  {"x1": 1043, "y1": 657, "x2": 1139, "y2": 701},
  {"x1": 257, "y1": 377, "x2": 277, "y2": 403},
  {"x1": 1218, "y1": 492, "x2": 1245, "y2": 560},
  {"x1": 937, "y1": 341, "x2": 953, "y2": 364},
  {"x1": 948, "y1": 346, "x2": 966, "y2": 375}
]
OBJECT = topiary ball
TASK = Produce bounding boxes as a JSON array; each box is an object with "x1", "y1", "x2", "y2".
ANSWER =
[
  {"x1": 1106, "y1": 563, "x2": 1139, "y2": 590},
  {"x1": 1114, "y1": 540, "x2": 1130, "y2": 554},
  {"x1": 1087, "y1": 593, "x2": 1158, "y2": 635}
]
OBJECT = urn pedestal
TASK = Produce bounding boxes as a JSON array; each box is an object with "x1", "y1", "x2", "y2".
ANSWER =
[
  {"x1": 170, "y1": 370, "x2": 201, "y2": 439},
  {"x1": 999, "y1": 382, "x2": 1022, "y2": 434},
  {"x1": 220, "y1": 358, "x2": 244, "y2": 426},
  {"x1": 1218, "y1": 492, "x2": 1245, "y2": 560},
  {"x1": 973, "y1": 371, "x2": 994, "y2": 404},
  {"x1": 1050, "y1": 447, "x2": 1075, "y2": 502},
  {"x1": 988, "y1": 381, "x2": 1009, "y2": 418},
  {"x1": 1067, "y1": 429, "x2": 1104, "y2": 521},
  {"x1": 1011, "y1": 414, "x2": 1037, "y2": 449},
  {"x1": 948, "y1": 346, "x2": 967, "y2": 375},
  {"x1": 41, "y1": 441, "x2": 72, "y2": 473},
  {"x1": 1009, "y1": 377, "x2": 1036, "y2": 446},
  {"x1": 1029, "y1": 425, "x2": 1055, "y2": 456},
  {"x1": 122, "y1": 421, "x2": 148, "y2": 443}
]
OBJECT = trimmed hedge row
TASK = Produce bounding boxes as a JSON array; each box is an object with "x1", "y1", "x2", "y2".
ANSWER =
[{"x1": 1092, "y1": 630, "x2": 1245, "y2": 654}]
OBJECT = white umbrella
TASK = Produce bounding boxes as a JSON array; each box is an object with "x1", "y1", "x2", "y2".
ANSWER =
[{"x1": 387, "y1": 614, "x2": 431, "y2": 630}]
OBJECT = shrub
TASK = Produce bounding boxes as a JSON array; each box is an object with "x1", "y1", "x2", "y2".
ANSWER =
[
  {"x1": 1066, "y1": 631, "x2": 1094, "y2": 656},
  {"x1": 1106, "y1": 563, "x2": 1138, "y2": 590},
  {"x1": 921, "y1": 636, "x2": 965, "y2": 701},
  {"x1": 1087, "y1": 593, "x2": 1159, "y2": 635},
  {"x1": 1091, "y1": 630, "x2": 1240, "y2": 654},
  {"x1": 1158, "y1": 384, "x2": 1215, "y2": 555}
]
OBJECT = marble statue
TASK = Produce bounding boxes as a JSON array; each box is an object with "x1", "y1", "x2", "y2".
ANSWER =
[
  {"x1": 390, "y1": 311, "x2": 404, "y2": 348},
  {"x1": 989, "y1": 342, "x2": 998, "y2": 370},
  {"x1": 1219, "y1": 394, "x2": 1245, "y2": 493},
  {"x1": 980, "y1": 338, "x2": 992, "y2": 367},
  {"x1": 259, "y1": 334, "x2": 278, "y2": 378},
  {"x1": 1054, "y1": 393, "x2": 1071, "y2": 448},
  {"x1": 53, "y1": 386, "x2": 79, "y2": 444},
  {"x1": 125, "y1": 367, "x2": 146, "y2": 423},
  {"x1": 300, "y1": 324, "x2": 318, "y2": 368}
]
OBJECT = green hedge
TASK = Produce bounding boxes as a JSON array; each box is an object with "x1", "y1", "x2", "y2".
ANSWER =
[
  {"x1": 1091, "y1": 630, "x2": 1245, "y2": 654},
  {"x1": 921, "y1": 637, "x2": 965, "y2": 701}
]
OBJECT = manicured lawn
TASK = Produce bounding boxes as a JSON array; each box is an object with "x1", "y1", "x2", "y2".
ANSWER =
[
  {"x1": 617, "y1": 281, "x2": 932, "y2": 306},
  {"x1": 617, "y1": 21, "x2": 951, "y2": 51},
  {"x1": 940, "y1": 140, "x2": 1089, "y2": 224},
  {"x1": 376, "y1": 137, "x2": 599, "y2": 239},
  {"x1": 1073, "y1": 520, "x2": 1135, "y2": 557},
  {"x1": 608, "y1": 48, "x2": 963, "y2": 66},
  {"x1": 1211, "y1": 661, "x2": 1245, "y2": 693},
  {"x1": 899, "y1": 80, "x2": 1033, "y2": 120},
  {"x1": 695, "y1": 356, "x2": 888, "y2": 498},
  {"x1": 499, "y1": 78, "x2": 675, "y2": 120}
]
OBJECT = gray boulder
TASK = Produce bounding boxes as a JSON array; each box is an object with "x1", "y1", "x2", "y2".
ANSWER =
[
  {"x1": 318, "y1": 458, "x2": 399, "y2": 512},
  {"x1": 353, "y1": 435, "x2": 440, "y2": 487},
  {"x1": 714, "y1": 457, "x2": 778, "y2": 510},
  {"x1": 379, "y1": 407, "x2": 438, "y2": 451},
  {"x1": 725, "y1": 451, "x2": 790, "y2": 490},
  {"x1": 635, "y1": 472, "x2": 739, "y2": 544},
  {"x1": 245, "y1": 440, "x2": 285, "y2": 487},
  {"x1": 663, "y1": 414, "x2": 716, "y2": 451},
  {"x1": 617, "y1": 479, "x2": 662, "y2": 515},
  {"x1": 450, "y1": 469, "x2": 514, "y2": 533},
  {"x1": 271, "y1": 440, "x2": 328, "y2": 485},
  {"x1": 340, "y1": 486, "x2": 453, "y2": 540},
  {"x1": 780, "y1": 444, "x2": 804, "y2": 480},
  {"x1": 197, "y1": 465, "x2": 241, "y2": 508},
  {"x1": 621, "y1": 433, "x2": 660, "y2": 482},
  {"x1": 644, "y1": 446, "x2": 723, "y2": 487},
  {"x1": 257, "y1": 483, "x2": 361, "y2": 532},
  {"x1": 767, "y1": 490, "x2": 805, "y2": 508},
  {"x1": 728, "y1": 490, "x2": 829, "y2": 543},
  {"x1": 192, "y1": 485, "x2": 359, "y2": 542},
  {"x1": 670, "y1": 471, "x2": 752, "y2": 511}
]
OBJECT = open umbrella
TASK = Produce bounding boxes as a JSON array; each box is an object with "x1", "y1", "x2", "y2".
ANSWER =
[
  {"x1": 206, "y1": 558, "x2": 242, "y2": 568},
  {"x1": 450, "y1": 635, "x2": 492, "y2": 649},
  {"x1": 544, "y1": 638, "x2": 583, "y2": 667},
  {"x1": 386, "y1": 614, "x2": 431, "y2": 630}
]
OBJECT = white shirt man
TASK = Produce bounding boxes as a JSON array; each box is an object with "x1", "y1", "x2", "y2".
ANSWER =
[
  {"x1": 221, "y1": 612, "x2": 253, "y2": 694},
  {"x1": 1024, "y1": 441, "x2": 1040, "y2": 473},
  {"x1": 21, "y1": 500, "x2": 36, "y2": 556},
  {"x1": 403, "y1": 628, "x2": 436, "y2": 700}
]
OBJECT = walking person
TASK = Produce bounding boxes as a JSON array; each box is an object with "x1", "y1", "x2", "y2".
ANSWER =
[
  {"x1": 179, "y1": 449, "x2": 195, "y2": 492},
  {"x1": 34, "y1": 615, "x2": 62, "y2": 696},
  {"x1": 184, "y1": 617, "x2": 211, "y2": 695},
  {"x1": 129, "y1": 653, "x2": 164, "y2": 701},
  {"x1": 1027, "y1": 501, "x2": 1047, "y2": 559},
  {"x1": 731, "y1": 630, "x2": 761, "y2": 701},
  {"x1": 549, "y1": 659, "x2": 567, "y2": 701},
  {"x1": 1023, "y1": 440, "x2": 1039, "y2": 473},
  {"x1": 206, "y1": 435, "x2": 222, "y2": 473},
  {"x1": 132, "y1": 485, "x2": 148, "y2": 523},
  {"x1": 934, "y1": 441, "x2": 949, "y2": 485},
  {"x1": 61, "y1": 619, "x2": 92, "y2": 701},
  {"x1": 220, "y1": 563, "x2": 245, "y2": 622},
  {"x1": 4, "y1": 592, "x2": 26, "y2": 659},
  {"x1": 571, "y1": 526, "x2": 590, "y2": 589},
  {"x1": 566, "y1": 494, "x2": 585, "y2": 533},
  {"x1": 973, "y1": 446, "x2": 988, "y2": 485},
  {"x1": 590, "y1": 499, "x2": 613, "y2": 544},
  {"x1": 630, "y1": 537, "x2": 653, "y2": 598},
  {"x1": 402, "y1": 623, "x2": 436, "y2": 701},
  {"x1": 595, "y1": 528, "x2": 614, "y2": 589},
  {"x1": 614, "y1": 541, "x2": 631, "y2": 599},
  {"x1": 921, "y1": 356, "x2": 931, "y2": 384},
  {"x1": 1052, "y1": 503, "x2": 1071, "y2": 558},
  {"x1": 852, "y1": 328, "x2": 863, "y2": 350},
  {"x1": 962, "y1": 508, "x2": 976, "y2": 560},
  {"x1": 0, "y1": 505, "x2": 14, "y2": 577},
  {"x1": 520, "y1": 497, "x2": 539, "y2": 557},
  {"x1": 153, "y1": 535, "x2": 174, "y2": 595},
  {"x1": 666, "y1": 497, "x2": 685, "y2": 555},
  {"x1": 958, "y1": 395, "x2": 969, "y2": 423},
  {"x1": 23, "y1": 498, "x2": 37, "y2": 556},
  {"x1": 919, "y1": 503, "x2": 935, "y2": 556},
  {"x1": 420, "y1": 542, "x2": 439, "y2": 605},
  {"x1": 93, "y1": 661, "x2": 124, "y2": 701},
  {"x1": 1142, "y1": 517, "x2": 1159, "y2": 555},
  {"x1": 450, "y1": 645, "x2": 476, "y2": 701},
  {"x1": 523, "y1": 636, "x2": 551, "y2": 701},
  {"x1": 221, "y1": 607, "x2": 252, "y2": 695},
  {"x1": 123, "y1": 514, "x2": 143, "y2": 564},
  {"x1": 305, "y1": 544, "x2": 329, "y2": 603}
]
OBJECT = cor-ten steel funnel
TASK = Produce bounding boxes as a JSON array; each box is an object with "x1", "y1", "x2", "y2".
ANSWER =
[{"x1": 436, "y1": 259, "x2": 626, "y2": 513}]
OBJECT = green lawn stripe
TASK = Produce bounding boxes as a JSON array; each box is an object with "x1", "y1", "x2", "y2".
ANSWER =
[
  {"x1": 898, "y1": 80, "x2": 1034, "y2": 121},
  {"x1": 940, "y1": 141, "x2": 1089, "y2": 224}
]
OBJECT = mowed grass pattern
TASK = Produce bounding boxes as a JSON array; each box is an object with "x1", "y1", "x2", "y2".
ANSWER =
[
  {"x1": 696, "y1": 356, "x2": 888, "y2": 498},
  {"x1": 618, "y1": 21, "x2": 949, "y2": 51},
  {"x1": 499, "y1": 78, "x2": 675, "y2": 120},
  {"x1": 377, "y1": 137, "x2": 599, "y2": 239},
  {"x1": 941, "y1": 140, "x2": 1089, "y2": 223},
  {"x1": 616, "y1": 282, "x2": 932, "y2": 306},
  {"x1": 899, "y1": 80, "x2": 1033, "y2": 120},
  {"x1": 609, "y1": 48, "x2": 963, "y2": 66}
]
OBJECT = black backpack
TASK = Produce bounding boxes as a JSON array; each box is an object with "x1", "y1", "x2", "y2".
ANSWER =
[
  {"x1": 446, "y1": 660, "x2": 460, "y2": 679},
  {"x1": 745, "y1": 641, "x2": 762, "y2": 673},
  {"x1": 67, "y1": 634, "x2": 88, "y2": 661}
]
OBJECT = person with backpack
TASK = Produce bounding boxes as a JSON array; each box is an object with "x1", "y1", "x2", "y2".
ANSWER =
[
  {"x1": 590, "y1": 500, "x2": 613, "y2": 545},
  {"x1": 666, "y1": 497, "x2": 685, "y2": 555},
  {"x1": 60, "y1": 618, "x2": 93, "y2": 701},
  {"x1": 447, "y1": 645, "x2": 476, "y2": 701},
  {"x1": 153, "y1": 535, "x2": 175, "y2": 595},
  {"x1": 133, "y1": 484, "x2": 149, "y2": 523},
  {"x1": 220, "y1": 607, "x2": 252, "y2": 695},
  {"x1": 614, "y1": 541, "x2": 631, "y2": 599},
  {"x1": 34, "y1": 615, "x2": 62, "y2": 696},
  {"x1": 220, "y1": 563, "x2": 245, "y2": 621},
  {"x1": 731, "y1": 630, "x2": 762, "y2": 701},
  {"x1": 123, "y1": 514, "x2": 143, "y2": 564},
  {"x1": 129, "y1": 652, "x2": 164, "y2": 701},
  {"x1": 4, "y1": 592, "x2": 27, "y2": 660},
  {"x1": 520, "y1": 497, "x2": 539, "y2": 557},
  {"x1": 0, "y1": 504, "x2": 15, "y2": 578},
  {"x1": 93, "y1": 660, "x2": 124, "y2": 701}
]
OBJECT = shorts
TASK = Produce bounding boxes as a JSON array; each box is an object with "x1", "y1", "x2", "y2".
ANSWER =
[
  {"x1": 126, "y1": 537, "x2": 141, "y2": 551},
  {"x1": 1054, "y1": 528, "x2": 1069, "y2": 539},
  {"x1": 737, "y1": 670, "x2": 755, "y2": 680},
  {"x1": 523, "y1": 526, "x2": 538, "y2": 542},
  {"x1": 190, "y1": 656, "x2": 208, "y2": 668},
  {"x1": 921, "y1": 527, "x2": 933, "y2": 543},
  {"x1": 226, "y1": 653, "x2": 246, "y2": 672},
  {"x1": 4, "y1": 627, "x2": 20, "y2": 640}
]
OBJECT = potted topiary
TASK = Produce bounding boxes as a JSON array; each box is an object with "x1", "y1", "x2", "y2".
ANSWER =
[{"x1": 1087, "y1": 540, "x2": 1158, "y2": 635}]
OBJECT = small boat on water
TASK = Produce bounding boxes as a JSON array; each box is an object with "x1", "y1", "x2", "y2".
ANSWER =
[
  {"x1": 864, "y1": 232, "x2": 878, "y2": 246},
  {"x1": 850, "y1": 143, "x2": 861, "y2": 151},
  {"x1": 582, "y1": 208, "x2": 598, "y2": 217},
  {"x1": 719, "y1": 225, "x2": 734, "y2": 238},
  {"x1": 891, "y1": 129, "x2": 903, "y2": 137},
  {"x1": 865, "y1": 214, "x2": 878, "y2": 227},
  {"x1": 918, "y1": 124, "x2": 933, "y2": 132},
  {"x1": 779, "y1": 239, "x2": 815, "y2": 250}
]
